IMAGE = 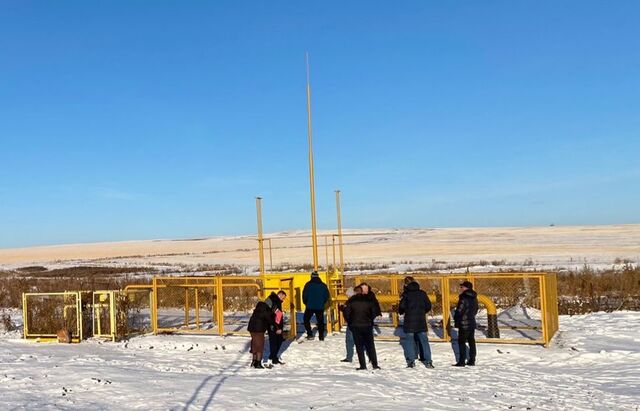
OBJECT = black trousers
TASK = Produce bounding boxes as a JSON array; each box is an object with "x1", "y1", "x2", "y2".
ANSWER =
[
  {"x1": 351, "y1": 326, "x2": 378, "y2": 368},
  {"x1": 457, "y1": 328, "x2": 476, "y2": 364},
  {"x1": 267, "y1": 329, "x2": 284, "y2": 361},
  {"x1": 303, "y1": 309, "x2": 325, "y2": 339}
]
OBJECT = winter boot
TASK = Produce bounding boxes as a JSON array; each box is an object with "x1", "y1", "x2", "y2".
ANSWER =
[
  {"x1": 407, "y1": 361, "x2": 415, "y2": 368},
  {"x1": 452, "y1": 362, "x2": 465, "y2": 367},
  {"x1": 340, "y1": 358, "x2": 352, "y2": 363},
  {"x1": 424, "y1": 361, "x2": 435, "y2": 369},
  {"x1": 253, "y1": 360, "x2": 265, "y2": 369}
]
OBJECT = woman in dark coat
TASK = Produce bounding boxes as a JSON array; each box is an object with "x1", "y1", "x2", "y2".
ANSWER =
[{"x1": 247, "y1": 300, "x2": 275, "y2": 368}]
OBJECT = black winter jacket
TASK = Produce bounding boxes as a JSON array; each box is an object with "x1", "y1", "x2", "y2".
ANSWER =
[
  {"x1": 343, "y1": 294, "x2": 377, "y2": 329},
  {"x1": 365, "y1": 291, "x2": 382, "y2": 319},
  {"x1": 247, "y1": 301, "x2": 275, "y2": 333},
  {"x1": 454, "y1": 289, "x2": 479, "y2": 330},
  {"x1": 398, "y1": 281, "x2": 432, "y2": 333}
]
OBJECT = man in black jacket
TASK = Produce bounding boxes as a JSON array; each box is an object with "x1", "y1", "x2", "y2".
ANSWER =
[
  {"x1": 264, "y1": 290, "x2": 287, "y2": 365},
  {"x1": 453, "y1": 281, "x2": 479, "y2": 366},
  {"x1": 398, "y1": 278, "x2": 433, "y2": 368},
  {"x1": 302, "y1": 272, "x2": 330, "y2": 340},
  {"x1": 343, "y1": 287, "x2": 381, "y2": 370}
]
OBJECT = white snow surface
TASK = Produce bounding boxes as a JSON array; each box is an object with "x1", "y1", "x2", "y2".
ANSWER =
[{"x1": 1, "y1": 311, "x2": 639, "y2": 410}]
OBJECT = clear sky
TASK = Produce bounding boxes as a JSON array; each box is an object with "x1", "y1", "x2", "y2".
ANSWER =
[{"x1": 1, "y1": 1, "x2": 639, "y2": 248}]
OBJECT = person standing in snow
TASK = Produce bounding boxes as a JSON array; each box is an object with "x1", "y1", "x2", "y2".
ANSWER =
[
  {"x1": 358, "y1": 282, "x2": 382, "y2": 320},
  {"x1": 247, "y1": 299, "x2": 275, "y2": 369},
  {"x1": 264, "y1": 290, "x2": 287, "y2": 365},
  {"x1": 343, "y1": 286, "x2": 381, "y2": 370},
  {"x1": 453, "y1": 280, "x2": 479, "y2": 366},
  {"x1": 302, "y1": 271, "x2": 330, "y2": 340},
  {"x1": 398, "y1": 277, "x2": 434, "y2": 368},
  {"x1": 402, "y1": 276, "x2": 428, "y2": 363},
  {"x1": 339, "y1": 286, "x2": 359, "y2": 363}
]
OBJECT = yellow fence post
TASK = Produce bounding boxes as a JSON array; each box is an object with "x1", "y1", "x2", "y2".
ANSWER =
[
  {"x1": 152, "y1": 276, "x2": 158, "y2": 334},
  {"x1": 216, "y1": 277, "x2": 225, "y2": 335},
  {"x1": 22, "y1": 293, "x2": 28, "y2": 339},
  {"x1": 442, "y1": 276, "x2": 450, "y2": 342},
  {"x1": 540, "y1": 274, "x2": 548, "y2": 346}
]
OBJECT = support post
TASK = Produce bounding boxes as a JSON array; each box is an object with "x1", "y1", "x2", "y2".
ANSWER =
[
  {"x1": 305, "y1": 53, "x2": 319, "y2": 271},
  {"x1": 256, "y1": 197, "x2": 265, "y2": 276}
]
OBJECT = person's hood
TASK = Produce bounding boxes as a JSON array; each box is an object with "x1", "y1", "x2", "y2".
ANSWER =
[
  {"x1": 309, "y1": 277, "x2": 323, "y2": 284},
  {"x1": 405, "y1": 281, "x2": 420, "y2": 292}
]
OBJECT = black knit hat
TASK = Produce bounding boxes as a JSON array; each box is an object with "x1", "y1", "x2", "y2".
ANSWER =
[{"x1": 460, "y1": 281, "x2": 473, "y2": 289}]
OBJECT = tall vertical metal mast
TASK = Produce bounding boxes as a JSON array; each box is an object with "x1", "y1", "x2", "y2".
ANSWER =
[
  {"x1": 335, "y1": 190, "x2": 344, "y2": 274},
  {"x1": 255, "y1": 196, "x2": 265, "y2": 276},
  {"x1": 306, "y1": 52, "x2": 319, "y2": 271}
]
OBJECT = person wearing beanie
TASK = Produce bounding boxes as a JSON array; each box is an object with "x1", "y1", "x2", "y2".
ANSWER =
[
  {"x1": 453, "y1": 280, "x2": 479, "y2": 366},
  {"x1": 302, "y1": 271, "x2": 330, "y2": 340}
]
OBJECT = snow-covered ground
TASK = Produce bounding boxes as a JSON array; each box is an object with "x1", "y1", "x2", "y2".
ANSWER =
[
  {"x1": 1, "y1": 225, "x2": 639, "y2": 273},
  {"x1": 1, "y1": 311, "x2": 639, "y2": 410}
]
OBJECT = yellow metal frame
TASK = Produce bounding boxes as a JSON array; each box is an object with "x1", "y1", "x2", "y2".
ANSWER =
[
  {"x1": 151, "y1": 276, "x2": 264, "y2": 337},
  {"x1": 92, "y1": 290, "x2": 117, "y2": 342},
  {"x1": 22, "y1": 291, "x2": 83, "y2": 343},
  {"x1": 333, "y1": 272, "x2": 559, "y2": 346}
]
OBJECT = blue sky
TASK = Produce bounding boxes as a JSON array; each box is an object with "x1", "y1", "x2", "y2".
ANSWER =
[{"x1": 1, "y1": 1, "x2": 639, "y2": 248}]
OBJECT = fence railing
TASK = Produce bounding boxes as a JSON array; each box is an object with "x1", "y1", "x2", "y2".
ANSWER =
[
  {"x1": 331, "y1": 272, "x2": 558, "y2": 346},
  {"x1": 22, "y1": 272, "x2": 558, "y2": 346}
]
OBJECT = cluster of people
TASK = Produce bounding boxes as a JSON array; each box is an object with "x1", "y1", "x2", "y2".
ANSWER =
[{"x1": 248, "y1": 272, "x2": 479, "y2": 370}]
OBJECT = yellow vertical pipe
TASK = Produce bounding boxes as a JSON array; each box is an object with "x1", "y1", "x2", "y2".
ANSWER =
[
  {"x1": 442, "y1": 276, "x2": 450, "y2": 341},
  {"x1": 195, "y1": 290, "x2": 200, "y2": 329},
  {"x1": 267, "y1": 238, "x2": 273, "y2": 272},
  {"x1": 256, "y1": 197, "x2": 265, "y2": 277},
  {"x1": 110, "y1": 291, "x2": 116, "y2": 342},
  {"x1": 152, "y1": 276, "x2": 158, "y2": 334},
  {"x1": 324, "y1": 236, "x2": 329, "y2": 272},
  {"x1": 22, "y1": 293, "x2": 28, "y2": 339},
  {"x1": 332, "y1": 235, "x2": 336, "y2": 271},
  {"x1": 335, "y1": 190, "x2": 344, "y2": 274},
  {"x1": 540, "y1": 275, "x2": 548, "y2": 346},
  {"x1": 216, "y1": 278, "x2": 225, "y2": 335},
  {"x1": 184, "y1": 286, "x2": 189, "y2": 327},
  {"x1": 305, "y1": 52, "x2": 319, "y2": 271},
  {"x1": 76, "y1": 292, "x2": 82, "y2": 341}
]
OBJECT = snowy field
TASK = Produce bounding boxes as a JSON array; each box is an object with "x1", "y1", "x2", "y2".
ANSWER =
[
  {"x1": 1, "y1": 311, "x2": 639, "y2": 410},
  {"x1": 1, "y1": 225, "x2": 639, "y2": 273}
]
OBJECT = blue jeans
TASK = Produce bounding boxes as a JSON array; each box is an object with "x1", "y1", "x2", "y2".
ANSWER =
[
  {"x1": 345, "y1": 327, "x2": 355, "y2": 361},
  {"x1": 401, "y1": 331, "x2": 431, "y2": 363}
]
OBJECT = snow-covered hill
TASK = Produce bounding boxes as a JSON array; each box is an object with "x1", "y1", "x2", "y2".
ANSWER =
[{"x1": 1, "y1": 311, "x2": 638, "y2": 410}]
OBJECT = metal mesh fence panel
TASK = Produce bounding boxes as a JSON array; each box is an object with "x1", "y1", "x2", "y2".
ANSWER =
[{"x1": 23, "y1": 292, "x2": 82, "y2": 341}]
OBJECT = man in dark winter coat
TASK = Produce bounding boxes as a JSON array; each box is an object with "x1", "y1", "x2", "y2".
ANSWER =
[
  {"x1": 401, "y1": 276, "x2": 427, "y2": 363},
  {"x1": 343, "y1": 289, "x2": 381, "y2": 370},
  {"x1": 264, "y1": 290, "x2": 287, "y2": 365},
  {"x1": 247, "y1": 300, "x2": 275, "y2": 369},
  {"x1": 359, "y1": 282, "x2": 382, "y2": 320},
  {"x1": 398, "y1": 278, "x2": 433, "y2": 368},
  {"x1": 302, "y1": 271, "x2": 330, "y2": 340},
  {"x1": 453, "y1": 281, "x2": 479, "y2": 366}
]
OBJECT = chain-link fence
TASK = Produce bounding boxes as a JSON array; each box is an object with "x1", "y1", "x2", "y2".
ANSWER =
[
  {"x1": 333, "y1": 273, "x2": 558, "y2": 346},
  {"x1": 23, "y1": 292, "x2": 86, "y2": 342},
  {"x1": 151, "y1": 276, "x2": 267, "y2": 336}
]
